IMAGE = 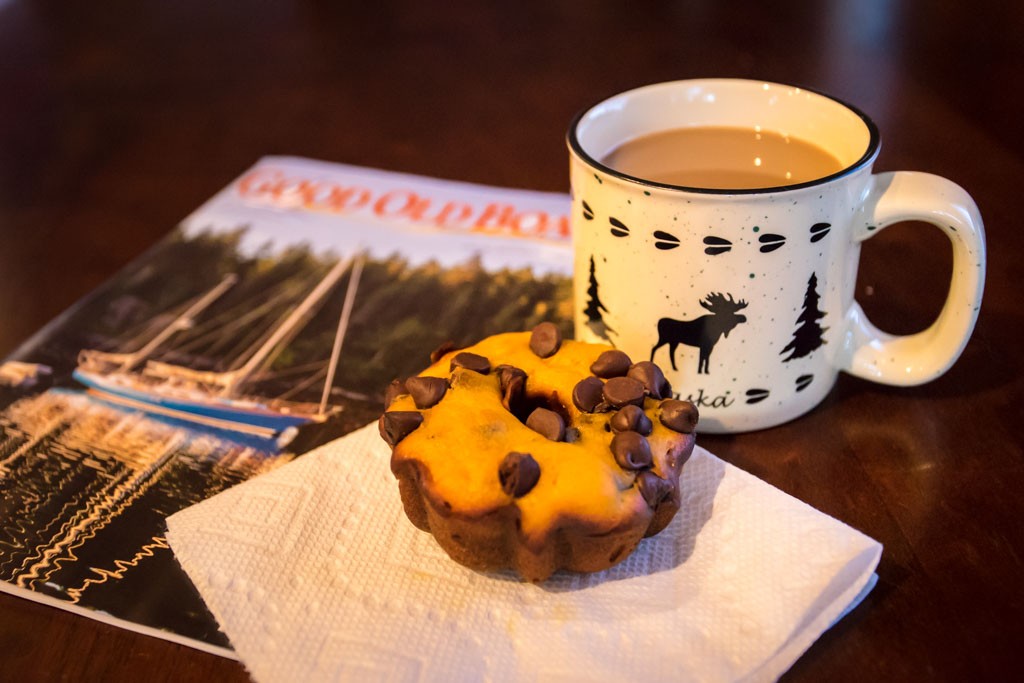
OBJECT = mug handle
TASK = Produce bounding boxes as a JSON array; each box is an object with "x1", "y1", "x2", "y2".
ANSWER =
[{"x1": 841, "y1": 171, "x2": 986, "y2": 385}]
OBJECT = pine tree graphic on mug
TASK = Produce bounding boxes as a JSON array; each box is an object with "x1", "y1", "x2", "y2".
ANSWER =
[
  {"x1": 583, "y1": 255, "x2": 615, "y2": 344},
  {"x1": 781, "y1": 272, "x2": 828, "y2": 361}
]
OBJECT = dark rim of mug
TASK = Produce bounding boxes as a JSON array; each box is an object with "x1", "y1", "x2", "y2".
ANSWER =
[{"x1": 566, "y1": 79, "x2": 881, "y2": 195}]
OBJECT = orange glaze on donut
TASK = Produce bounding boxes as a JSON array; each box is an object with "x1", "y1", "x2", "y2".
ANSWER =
[{"x1": 387, "y1": 332, "x2": 688, "y2": 549}]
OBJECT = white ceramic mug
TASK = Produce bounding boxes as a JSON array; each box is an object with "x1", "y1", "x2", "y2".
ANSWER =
[{"x1": 568, "y1": 79, "x2": 986, "y2": 433}]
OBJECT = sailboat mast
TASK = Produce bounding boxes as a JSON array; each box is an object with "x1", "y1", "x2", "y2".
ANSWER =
[
  {"x1": 219, "y1": 255, "x2": 353, "y2": 396},
  {"x1": 319, "y1": 252, "x2": 366, "y2": 415},
  {"x1": 120, "y1": 273, "x2": 238, "y2": 372}
]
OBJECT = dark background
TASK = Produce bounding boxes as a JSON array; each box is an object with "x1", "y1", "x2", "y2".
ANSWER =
[{"x1": 2, "y1": 1, "x2": 1022, "y2": 681}]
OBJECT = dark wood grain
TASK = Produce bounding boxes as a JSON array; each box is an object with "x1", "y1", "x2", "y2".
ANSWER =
[{"x1": 2, "y1": 1, "x2": 1022, "y2": 680}]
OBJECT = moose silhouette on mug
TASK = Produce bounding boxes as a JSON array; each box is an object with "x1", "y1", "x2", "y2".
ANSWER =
[{"x1": 650, "y1": 293, "x2": 749, "y2": 374}]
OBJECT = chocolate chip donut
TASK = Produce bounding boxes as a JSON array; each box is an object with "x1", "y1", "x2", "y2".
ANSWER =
[{"x1": 380, "y1": 323, "x2": 698, "y2": 582}]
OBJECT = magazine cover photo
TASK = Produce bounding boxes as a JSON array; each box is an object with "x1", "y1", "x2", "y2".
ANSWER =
[{"x1": 0, "y1": 158, "x2": 572, "y2": 652}]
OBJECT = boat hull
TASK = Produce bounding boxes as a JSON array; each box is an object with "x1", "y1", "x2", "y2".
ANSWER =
[{"x1": 72, "y1": 369, "x2": 316, "y2": 440}]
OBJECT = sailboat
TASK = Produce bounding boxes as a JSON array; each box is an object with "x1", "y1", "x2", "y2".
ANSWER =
[{"x1": 72, "y1": 253, "x2": 365, "y2": 445}]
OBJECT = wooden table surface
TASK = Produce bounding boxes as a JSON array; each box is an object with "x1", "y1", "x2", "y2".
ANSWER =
[{"x1": 2, "y1": 1, "x2": 1021, "y2": 681}]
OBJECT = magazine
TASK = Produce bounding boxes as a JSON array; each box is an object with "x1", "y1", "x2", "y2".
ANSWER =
[{"x1": 0, "y1": 157, "x2": 572, "y2": 656}]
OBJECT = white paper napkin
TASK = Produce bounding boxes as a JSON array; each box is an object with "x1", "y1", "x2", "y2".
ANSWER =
[{"x1": 166, "y1": 423, "x2": 881, "y2": 683}]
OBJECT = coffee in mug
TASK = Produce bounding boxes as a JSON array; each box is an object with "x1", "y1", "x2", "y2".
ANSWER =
[
  {"x1": 567, "y1": 79, "x2": 986, "y2": 433},
  {"x1": 600, "y1": 126, "x2": 844, "y2": 190}
]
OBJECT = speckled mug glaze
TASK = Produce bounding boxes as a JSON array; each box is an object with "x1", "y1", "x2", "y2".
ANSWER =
[{"x1": 568, "y1": 79, "x2": 986, "y2": 433}]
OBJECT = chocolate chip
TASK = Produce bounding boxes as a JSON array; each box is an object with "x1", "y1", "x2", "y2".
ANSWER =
[
  {"x1": 660, "y1": 399, "x2": 699, "y2": 434},
  {"x1": 637, "y1": 471, "x2": 673, "y2": 507},
  {"x1": 378, "y1": 411, "x2": 424, "y2": 447},
  {"x1": 383, "y1": 378, "x2": 407, "y2": 409},
  {"x1": 405, "y1": 376, "x2": 448, "y2": 409},
  {"x1": 495, "y1": 364, "x2": 527, "y2": 413},
  {"x1": 610, "y1": 404, "x2": 653, "y2": 435},
  {"x1": 590, "y1": 350, "x2": 632, "y2": 378},
  {"x1": 572, "y1": 376, "x2": 605, "y2": 412},
  {"x1": 498, "y1": 451, "x2": 541, "y2": 497},
  {"x1": 627, "y1": 361, "x2": 671, "y2": 400},
  {"x1": 451, "y1": 352, "x2": 491, "y2": 375},
  {"x1": 529, "y1": 322, "x2": 562, "y2": 358},
  {"x1": 610, "y1": 431, "x2": 653, "y2": 470},
  {"x1": 602, "y1": 376, "x2": 646, "y2": 408},
  {"x1": 525, "y1": 407, "x2": 565, "y2": 442},
  {"x1": 430, "y1": 340, "x2": 461, "y2": 364}
]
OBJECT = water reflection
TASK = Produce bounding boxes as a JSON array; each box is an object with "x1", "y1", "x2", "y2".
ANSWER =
[{"x1": 0, "y1": 388, "x2": 294, "y2": 647}]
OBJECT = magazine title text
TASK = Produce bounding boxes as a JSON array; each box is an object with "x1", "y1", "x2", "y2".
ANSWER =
[{"x1": 238, "y1": 168, "x2": 570, "y2": 243}]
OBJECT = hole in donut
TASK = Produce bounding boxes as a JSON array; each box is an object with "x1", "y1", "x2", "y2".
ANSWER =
[{"x1": 509, "y1": 390, "x2": 570, "y2": 429}]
